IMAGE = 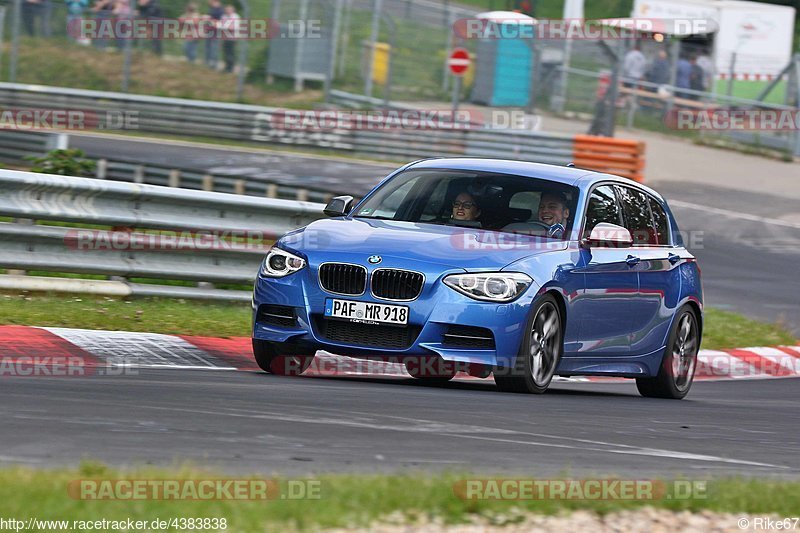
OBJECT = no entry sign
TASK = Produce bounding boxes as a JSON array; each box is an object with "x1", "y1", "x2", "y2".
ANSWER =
[{"x1": 447, "y1": 48, "x2": 471, "y2": 76}]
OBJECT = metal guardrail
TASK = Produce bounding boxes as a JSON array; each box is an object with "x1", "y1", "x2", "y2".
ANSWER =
[
  {"x1": 0, "y1": 169, "x2": 326, "y2": 300},
  {"x1": 0, "y1": 130, "x2": 66, "y2": 163},
  {"x1": 95, "y1": 157, "x2": 335, "y2": 203},
  {"x1": 0, "y1": 83, "x2": 577, "y2": 165}
]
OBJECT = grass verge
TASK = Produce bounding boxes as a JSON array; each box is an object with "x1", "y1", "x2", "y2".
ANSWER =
[
  {"x1": 11, "y1": 38, "x2": 322, "y2": 107},
  {"x1": 0, "y1": 292, "x2": 795, "y2": 349},
  {"x1": 1, "y1": 464, "x2": 799, "y2": 531}
]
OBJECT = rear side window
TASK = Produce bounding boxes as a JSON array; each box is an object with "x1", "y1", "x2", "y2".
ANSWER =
[
  {"x1": 648, "y1": 195, "x2": 671, "y2": 245},
  {"x1": 583, "y1": 185, "x2": 622, "y2": 238},
  {"x1": 616, "y1": 185, "x2": 657, "y2": 245}
]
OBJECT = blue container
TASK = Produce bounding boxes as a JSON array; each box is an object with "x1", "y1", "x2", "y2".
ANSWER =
[{"x1": 470, "y1": 15, "x2": 535, "y2": 107}]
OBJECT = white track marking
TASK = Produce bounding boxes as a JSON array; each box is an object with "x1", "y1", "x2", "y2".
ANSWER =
[
  {"x1": 449, "y1": 434, "x2": 783, "y2": 469},
  {"x1": 42, "y1": 328, "x2": 235, "y2": 369},
  {"x1": 669, "y1": 199, "x2": 800, "y2": 230},
  {"x1": 745, "y1": 347, "x2": 800, "y2": 374},
  {"x1": 698, "y1": 350, "x2": 760, "y2": 379},
  {"x1": 0, "y1": 455, "x2": 42, "y2": 464}
]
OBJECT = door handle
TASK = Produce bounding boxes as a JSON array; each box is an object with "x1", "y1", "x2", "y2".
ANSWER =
[
  {"x1": 626, "y1": 255, "x2": 641, "y2": 266},
  {"x1": 668, "y1": 253, "x2": 681, "y2": 265}
]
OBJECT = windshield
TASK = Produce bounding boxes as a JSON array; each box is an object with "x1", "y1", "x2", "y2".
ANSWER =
[{"x1": 353, "y1": 169, "x2": 579, "y2": 240}]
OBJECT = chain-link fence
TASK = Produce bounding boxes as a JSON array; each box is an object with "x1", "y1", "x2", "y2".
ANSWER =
[
  {"x1": 0, "y1": 0, "x2": 490, "y2": 104},
  {"x1": 0, "y1": 0, "x2": 281, "y2": 101}
]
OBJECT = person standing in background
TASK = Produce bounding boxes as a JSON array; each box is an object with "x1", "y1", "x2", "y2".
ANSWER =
[
  {"x1": 91, "y1": 0, "x2": 114, "y2": 48},
  {"x1": 138, "y1": 0, "x2": 163, "y2": 56},
  {"x1": 623, "y1": 43, "x2": 646, "y2": 88},
  {"x1": 696, "y1": 52, "x2": 713, "y2": 94},
  {"x1": 676, "y1": 55, "x2": 692, "y2": 99},
  {"x1": 688, "y1": 55, "x2": 706, "y2": 99},
  {"x1": 22, "y1": 0, "x2": 43, "y2": 36},
  {"x1": 204, "y1": 0, "x2": 224, "y2": 69},
  {"x1": 647, "y1": 49, "x2": 671, "y2": 89},
  {"x1": 220, "y1": 4, "x2": 240, "y2": 73},
  {"x1": 65, "y1": 0, "x2": 89, "y2": 42},
  {"x1": 180, "y1": 3, "x2": 202, "y2": 63},
  {"x1": 113, "y1": 0, "x2": 132, "y2": 50}
]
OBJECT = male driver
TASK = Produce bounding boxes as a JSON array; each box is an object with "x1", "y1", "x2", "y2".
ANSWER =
[{"x1": 538, "y1": 192, "x2": 570, "y2": 227}]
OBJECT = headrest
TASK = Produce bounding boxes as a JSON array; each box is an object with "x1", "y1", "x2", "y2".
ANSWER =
[{"x1": 507, "y1": 208, "x2": 532, "y2": 222}]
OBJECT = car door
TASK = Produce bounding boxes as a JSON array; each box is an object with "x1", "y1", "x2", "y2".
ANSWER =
[
  {"x1": 615, "y1": 186, "x2": 680, "y2": 356},
  {"x1": 573, "y1": 184, "x2": 637, "y2": 355}
]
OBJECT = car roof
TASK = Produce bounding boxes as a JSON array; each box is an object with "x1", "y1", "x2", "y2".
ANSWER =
[{"x1": 406, "y1": 158, "x2": 665, "y2": 201}]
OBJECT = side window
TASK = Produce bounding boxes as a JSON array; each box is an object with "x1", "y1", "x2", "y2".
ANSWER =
[
  {"x1": 648, "y1": 195, "x2": 670, "y2": 245},
  {"x1": 583, "y1": 185, "x2": 622, "y2": 238},
  {"x1": 616, "y1": 186, "x2": 657, "y2": 245}
]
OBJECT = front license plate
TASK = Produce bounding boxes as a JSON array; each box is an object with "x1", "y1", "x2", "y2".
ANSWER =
[{"x1": 324, "y1": 299, "x2": 409, "y2": 326}]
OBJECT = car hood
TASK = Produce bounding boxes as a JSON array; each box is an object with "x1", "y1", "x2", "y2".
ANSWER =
[{"x1": 280, "y1": 217, "x2": 567, "y2": 271}]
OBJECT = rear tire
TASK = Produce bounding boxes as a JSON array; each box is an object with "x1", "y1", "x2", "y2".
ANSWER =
[
  {"x1": 636, "y1": 307, "x2": 699, "y2": 399},
  {"x1": 495, "y1": 294, "x2": 563, "y2": 394},
  {"x1": 252, "y1": 339, "x2": 313, "y2": 376}
]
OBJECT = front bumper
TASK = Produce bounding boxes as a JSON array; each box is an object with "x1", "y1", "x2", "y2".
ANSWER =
[{"x1": 251, "y1": 264, "x2": 538, "y2": 369}]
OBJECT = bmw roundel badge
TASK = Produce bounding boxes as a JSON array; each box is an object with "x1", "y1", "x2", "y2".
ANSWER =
[{"x1": 368, "y1": 255, "x2": 382, "y2": 264}]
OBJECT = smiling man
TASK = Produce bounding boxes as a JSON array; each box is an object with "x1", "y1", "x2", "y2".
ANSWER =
[{"x1": 538, "y1": 191, "x2": 570, "y2": 227}]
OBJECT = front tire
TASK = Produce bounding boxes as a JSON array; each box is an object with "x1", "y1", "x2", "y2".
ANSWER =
[
  {"x1": 636, "y1": 307, "x2": 699, "y2": 399},
  {"x1": 495, "y1": 294, "x2": 563, "y2": 394},
  {"x1": 252, "y1": 339, "x2": 313, "y2": 376}
]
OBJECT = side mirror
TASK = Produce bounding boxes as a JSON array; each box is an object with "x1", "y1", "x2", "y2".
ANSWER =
[
  {"x1": 323, "y1": 195, "x2": 354, "y2": 217},
  {"x1": 583, "y1": 223, "x2": 633, "y2": 248}
]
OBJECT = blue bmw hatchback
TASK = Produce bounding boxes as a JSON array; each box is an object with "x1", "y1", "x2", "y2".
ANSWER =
[{"x1": 252, "y1": 158, "x2": 703, "y2": 399}]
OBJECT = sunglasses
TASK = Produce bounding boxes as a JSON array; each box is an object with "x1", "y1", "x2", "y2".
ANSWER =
[{"x1": 452, "y1": 201, "x2": 476, "y2": 209}]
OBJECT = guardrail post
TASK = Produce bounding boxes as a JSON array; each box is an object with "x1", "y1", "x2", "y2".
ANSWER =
[
  {"x1": 202, "y1": 174, "x2": 214, "y2": 191},
  {"x1": 168, "y1": 169, "x2": 181, "y2": 188},
  {"x1": 234, "y1": 180, "x2": 246, "y2": 195},
  {"x1": 266, "y1": 184, "x2": 278, "y2": 198},
  {"x1": 296, "y1": 189, "x2": 309, "y2": 201},
  {"x1": 96, "y1": 159, "x2": 108, "y2": 180},
  {"x1": 45, "y1": 133, "x2": 69, "y2": 151},
  {"x1": 133, "y1": 165, "x2": 145, "y2": 184},
  {"x1": 6, "y1": 218, "x2": 33, "y2": 276}
]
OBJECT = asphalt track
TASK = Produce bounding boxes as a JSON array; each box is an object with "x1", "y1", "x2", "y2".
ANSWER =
[
  {"x1": 70, "y1": 133, "x2": 800, "y2": 334},
  {"x1": 1, "y1": 368, "x2": 798, "y2": 477},
  {"x1": 70, "y1": 134, "x2": 394, "y2": 194}
]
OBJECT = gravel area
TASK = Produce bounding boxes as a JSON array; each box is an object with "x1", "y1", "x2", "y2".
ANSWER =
[{"x1": 336, "y1": 508, "x2": 768, "y2": 532}]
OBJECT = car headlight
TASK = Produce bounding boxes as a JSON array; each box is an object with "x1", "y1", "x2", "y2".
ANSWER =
[
  {"x1": 261, "y1": 248, "x2": 306, "y2": 278},
  {"x1": 443, "y1": 272, "x2": 532, "y2": 302}
]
